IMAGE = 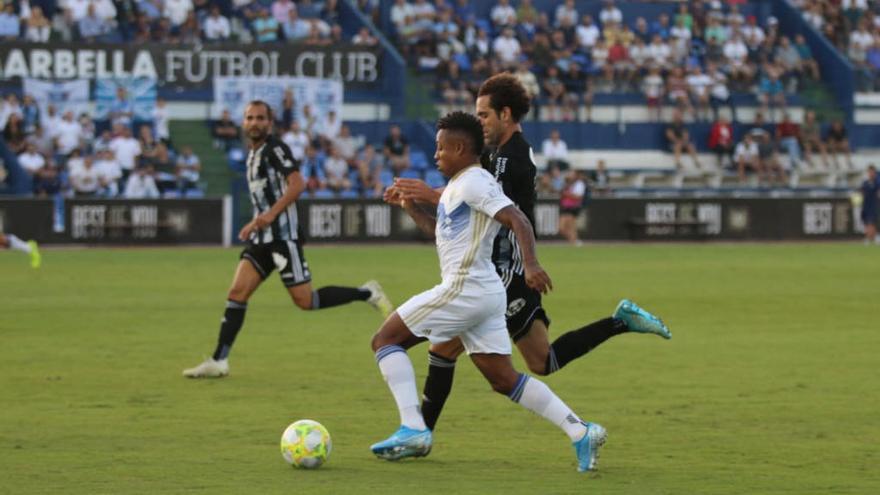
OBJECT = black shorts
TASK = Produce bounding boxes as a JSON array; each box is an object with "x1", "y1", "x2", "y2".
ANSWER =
[
  {"x1": 240, "y1": 240, "x2": 312, "y2": 288},
  {"x1": 504, "y1": 273, "x2": 550, "y2": 341}
]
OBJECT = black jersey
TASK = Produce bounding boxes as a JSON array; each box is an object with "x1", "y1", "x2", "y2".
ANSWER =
[
  {"x1": 245, "y1": 135, "x2": 301, "y2": 244},
  {"x1": 483, "y1": 131, "x2": 538, "y2": 285}
]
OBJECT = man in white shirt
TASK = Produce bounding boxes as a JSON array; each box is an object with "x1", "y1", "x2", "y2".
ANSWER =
[
  {"x1": 575, "y1": 15, "x2": 600, "y2": 52},
  {"x1": 734, "y1": 132, "x2": 761, "y2": 182},
  {"x1": 541, "y1": 129, "x2": 569, "y2": 169},
  {"x1": 281, "y1": 121, "x2": 309, "y2": 161},
  {"x1": 124, "y1": 165, "x2": 160, "y2": 198},
  {"x1": 373, "y1": 112, "x2": 605, "y2": 473},
  {"x1": 318, "y1": 110, "x2": 342, "y2": 142},
  {"x1": 163, "y1": 0, "x2": 193, "y2": 26},
  {"x1": 555, "y1": 0, "x2": 577, "y2": 28},
  {"x1": 55, "y1": 111, "x2": 83, "y2": 156},
  {"x1": 390, "y1": 0, "x2": 413, "y2": 31},
  {"x1": 17, "y1": 143, "x2": 45, "y2": 176},
  {"x1": 175, "y1": 145, "x2": 201, "y2": 187},
  {"x1": 152, "y1": 98, "x2": 170, "y2": 143},
  {"x1": 599, "y1": 0, "x2": 622, "y2": 26},
  {"x1": 492, "y1": 28, "x2": 521, "y2": 67},
  {"x1": 490, "y1": 0, "x2": 516, "y2": 28},
  {"x1": 70, "y1": 155, "x2": 101, "y2": 196},
  {"x1": 94, "y1": 149, "x2": 123, "y2": 196},
  {"x1": 686, "y1": 66, "x2": 713, "y2": 122},
  {"x1": 109, "y1": 125, "x2": 142, "y2": 176},
  {"x1": 203, "y1": 6, "x2": 231, "y2": 41}
]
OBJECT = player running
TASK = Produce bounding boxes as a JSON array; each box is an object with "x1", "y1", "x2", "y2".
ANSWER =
[
  {"x1": 372, "y1": 112, "x2": 606, "y2": 472},
  {"x1": 0, "y1": 232, "x2": 40, "y2": 268},
  {"x1": 386, "y1": 74, "x2": 671, "y2": 433},
  {"x1": 183, "y1": 100, "x2": 392, "y2": 378}
]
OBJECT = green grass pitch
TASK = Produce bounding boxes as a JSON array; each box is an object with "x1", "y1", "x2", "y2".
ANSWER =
[{"x1": 1, "y1": 243, "x2": 878, "y2": 494}]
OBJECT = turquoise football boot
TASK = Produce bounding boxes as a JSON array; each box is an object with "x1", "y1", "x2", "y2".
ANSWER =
[
  {"x1": 573, "y1": 422, "x2": 607, "y2": 472},
  {"x1": 614, "y1": 299, "x2": 672, "y2": 339},
  {"x1": 370, "y1": 425, "x2": 432, "y2": 461}
]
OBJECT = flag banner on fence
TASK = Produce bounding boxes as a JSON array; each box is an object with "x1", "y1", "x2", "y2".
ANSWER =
[
  {"x1": 94, "y1": 78, "x2": 157, "y2": 122},
  {"x1": 213, "y1": 76, "x2": 343, "y2": 124},
  {"x1": 22, "y1": 78, "x2": 90, "y2": 119}
]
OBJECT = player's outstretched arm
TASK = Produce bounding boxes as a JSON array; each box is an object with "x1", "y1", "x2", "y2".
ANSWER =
[
  {"x1": 394, "y1": 178, "x2": 443, "y2": 206},
  {"x1": 494, "y1": 205, "x2": 552, "y2": 294}
]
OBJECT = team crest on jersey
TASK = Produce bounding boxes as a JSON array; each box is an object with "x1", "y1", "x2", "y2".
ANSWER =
[
  {"x1": 272, "y1": 253, "x2": 288, "y2": 270},
  {"x1": 506, "y1": 298, "x2": 526, "y2": 317}
]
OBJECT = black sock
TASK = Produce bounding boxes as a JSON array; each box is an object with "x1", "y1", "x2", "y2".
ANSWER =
[
  {"x1": 311, "y1": 286, "x2": 370, "y2": 309},
  {"x1": 421, "y1": 352, "x2": 457, "y2": 431},
  {"x1": 212, "y1": 300, "x2": 248, "y2": 360},
  {"x1": 545, "y1": 317, "x2": 627, "y2": 374}
]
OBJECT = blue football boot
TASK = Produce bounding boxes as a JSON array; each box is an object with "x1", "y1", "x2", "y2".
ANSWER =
[
  {"x1": 370, "y1": 425, "x2": 433, "y2": 461},
  {"x1": 573, "y1": 422, "x2": 607, "y2": 472},
  {"x1": 614, "y1": 299, "x2": 672, "y2": 339}
]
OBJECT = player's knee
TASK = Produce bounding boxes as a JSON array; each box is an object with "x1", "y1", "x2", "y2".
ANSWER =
[
  {"x1": 526, "y1": 361, "x2": 548, "y2": 376},
  {"x1": 293, "y1": 296, "x2": 311, "y2": 310},
  {"x1": 227, "y1": 287, "x2": 250, "y2": 302}
]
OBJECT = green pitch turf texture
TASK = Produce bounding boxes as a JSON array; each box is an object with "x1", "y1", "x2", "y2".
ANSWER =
[{"x1": 1, "y1": 243, "x2": 877, "y2": 494}]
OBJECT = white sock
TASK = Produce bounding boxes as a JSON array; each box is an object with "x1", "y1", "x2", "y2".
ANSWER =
[
  {"x1": 376, "y1": 345, "x2": 427, "y2": 431},
  {"x1": 511, "y1": 374, "x2": 587, "y2": 442},
  {"x1": 7, "y1": 235, "x2": 31, "y2": 254}
]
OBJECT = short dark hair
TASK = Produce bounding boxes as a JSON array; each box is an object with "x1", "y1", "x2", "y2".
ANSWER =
[
  {"x1": 477, "y1": 73, "x2": 531, "y2": 123},
  {"x1": 437, "y1": 111, "x2": 484, "y2": 155},
  {"x1": 246, "y1": 100, "x2": 274, "y2": 121}
]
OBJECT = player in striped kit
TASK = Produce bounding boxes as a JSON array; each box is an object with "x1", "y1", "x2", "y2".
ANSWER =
[{"x1": 183, "y1": 100, "x2": 392, "y2": 378}]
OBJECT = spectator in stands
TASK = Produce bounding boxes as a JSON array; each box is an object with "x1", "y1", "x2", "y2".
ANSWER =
[
  {"x1": 95, "y1": 149, "x2": 123, "y2": 197},
  {"x1": 55, "y1": 111, "x2": 84, "y2": 156},
  {"x1": 17, "y1": 143, "x2": 45, "y2": 178},
  {"x1": 153, "y1": 98, "x2": 170, "y2": 146},
  {"x1": 513, "y1": 62, "x2": 539, "y2": 101},
  {"x1": 151, "y1": 142, "x2": 176, "y2": 192},
  {"x1": 383, "y1": 124, "x2": 411, "y2": 175},
  {"x1": 109, "y1": 124, "x2": 141, "y2": 182},
  {"x1": 754, "y1": 129, "x2": 787, "y2": 184},
  {"x1": 775, "y1": 36, "x2": 804, "y2": 91},
  {"x1": 318, "y1": 110, "x2": 342, "y2": 144},
  {"x1": 647, "y1": 34, "x2": 672, "y2": 72},
  {"x1": 110, "y1": 87, "x2": 133, "y2": 130},
  {"x1": 0, "y1": 94, "x2": 22, "y2": 130},
  {"x1": 493, "y1": 27, "x2": 521, "y2": 68},
  {"x1": 775, "y1": 113, "x2": 803, "y2": 170},
  {"x1": 734, "y1": 131, "x2": 760, "y2": 182},
  {"x1": 253, "y1": 8, "x2": 280, "y2": 43},
  {"x1": 322, "y1": 145, "x2": 351, "y2": 192},
  {"x1": 591, "y1": 39, "x2": 614, "y2": 92},
  {"x1": 281, "y1": 121, "x2": 309, "y2": 161},
  {"x1": 28, "y1": 125, "x2": 55, "y2": 158},
  {"x1": 708, "y1": 114, "x2": 734, "y2": 169},
  {"x1": 356, "y1": 144, "x2": 385, "y2": 196},
  {"x1": 138, "y1": 124, "x2": 160, "y2": 166},
  {"x1": 124, "y1": 165, "x2": 160, "y2": 199},
  {"x1": 793, "y1": 35, "x2": 820, "y2": 80},
  {"x1": 300, "y1": 144, "x2": 326, "y2": 192},
  {"x1": 352, "y1": 26, "x2": 378, "y2": 45},
  {"x1": 175, "y1": 145, "x2": 201, "y2": 192},
  {"x1": 0, "y1": 3, "x2": 19, "y2": 40},
  {"x1": 643, "y1": 66, "x2": 664, "y2": 121},
  {"x1": 24, "y1": 6, "x2": 50, "y2": 42},
  {"x1": 801, "y1": 110, "x2": 830, "y2": 168},
  {"x1": 651, "y1": 12, "x2": 671, "y2": 40},
  {"x1": 542, "y1": 129, "x2": 570, "y2": 170},
  {"x1": 20, "y1": 94, "x2": 39, "y2": 134},
  {"x1": 203, "y1": 6, "x2": 231, "y2": 42},
  {"x1": 666, "y1": 67, "x2": 692, "y2": 116},
  {"x1": 491, "y1": 0, "x2": 516, "y2": 29},
  {"x1": 94, "y1": 129, "x2": 113, "y2": 153},
  {"x1": 724, "y1": 34, "x2": 752, "y2": 88},
  {"x1": 564, "y1": 63, "x2": 592, "y2": 122},
  {"x1": 686, "y1": 65, "x2": 712, "y2": 122},
  {"x1": 542, "y1": 66, "x2": 566, "y2": 121},
  {"x1": 271, "y1": 0, "x2": 295, "y2": 25},
  {"x1": 33, "y1": 162, "x2": 61, "y2": 197},
  {"x1": 298, "y1": 104, "x2": 318, "y2": 135},
  {"x1": 666, "y1": 109, "x2": 703, "y2": 170},
  {"x1": 599, "y1": 0, "x2": 622, "y2": 26},
  {"x1": 70, "y1": 154, "x2": 101, "y2": 197},
  {"x1": 705, "y1": 61, "x2": 735, "y2": 122},
  {"x1": 78, "y1": 3, "x2": 110, "y2": 41},
  {"x1": 741, "y1": 15, "x2": 765, "y2": 52},
  {"x1": 2, "y1": 114, "x2": 27, "y2": 154},
  {"x1": 825, "y1": 119, "x2": 854, "y2": 169},
  {"x1": 212, "y1": 110, "x2": 241, "y2": 151},
  {"x1": 163, "y1": 0, "x2": 193, "y2": 28},
  {"x1": 555, "y1": 0, "x2": 577, "y2": 28},
  {"x1": 860, "y1": 164, "x2": 878, "y2": 244},
  {"x1": 333, "y1": 124, "x2": 362, "y2": 164},
  {"x1": 78, "y1": 113, "x2": 95, "y2": 148},
  {"x1": 575, "y1": 14, "x2": 600, "y2": 53},
  {"x1": 283, "y1": 8, "x2": 311, "y2": 42},
  {"x1": 390, "y1": 0, "x2": 413, "y2": 39},
  {"x1": 559, "y1": 170, "x2": 586, "y2": 246},
  {"x1": 757, "y1": 67, "x2": 786, "y2": 121},
  {"x1": 589, "y1": 159, "x2": 610, "y2": 196}
]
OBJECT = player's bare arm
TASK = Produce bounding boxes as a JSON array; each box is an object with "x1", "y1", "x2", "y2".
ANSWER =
[
  {"x1": 401, "y1": 199, "x2": 437, "y2": 237},
  {"x1": 494, "y1": 205, "x2": 552, "y2": 294},
  {"x1": 239, "y1": 171, "x2": 305, "y2": 241}
]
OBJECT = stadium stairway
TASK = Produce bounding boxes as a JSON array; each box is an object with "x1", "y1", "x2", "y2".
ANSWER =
[{"x1": 170, "y1": 121, "x2": 230, "y2": 197}]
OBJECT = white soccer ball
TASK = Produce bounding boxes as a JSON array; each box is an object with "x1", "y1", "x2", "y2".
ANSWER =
[{"x1": 280, "y1": 419, "x2": 332, "y2": 469}]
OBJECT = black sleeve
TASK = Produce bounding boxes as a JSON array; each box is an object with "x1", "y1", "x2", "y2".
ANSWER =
[
  {"x1": 507, "y1": 152, "x2": 537, "y2": 227},
  {"x1": 266, "y1": 138, "x2": 300, "y2": 176}
]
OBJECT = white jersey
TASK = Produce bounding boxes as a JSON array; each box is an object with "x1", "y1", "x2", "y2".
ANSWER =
[{"x1": 435, "y1": 165, "x2": 513, "y2": 294}]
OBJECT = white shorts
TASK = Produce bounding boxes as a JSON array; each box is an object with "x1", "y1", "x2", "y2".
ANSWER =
[{"x1": 397, "y1": 285, "x2": 511, "y2": 355}]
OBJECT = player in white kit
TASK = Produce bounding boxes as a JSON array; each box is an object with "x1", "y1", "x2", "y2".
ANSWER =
[{"x1": 369, "y1": 112, "x2": 606, "y2": 472}]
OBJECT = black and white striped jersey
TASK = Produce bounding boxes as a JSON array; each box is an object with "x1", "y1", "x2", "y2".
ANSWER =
[
  {"x1": 245, "y1": 135, "x2": 301, "y2": 244},
  {"x1": 482, "y1": 131, "x2": 538, "y2": 287}
]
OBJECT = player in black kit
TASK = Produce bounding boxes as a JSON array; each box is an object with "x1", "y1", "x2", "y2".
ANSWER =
[
  {"x1": 387, "y1": 74, "x2": 672, "y2": 434},
  {"x1": 183, "y1": 100, "x2": 392, "y2": 378}
]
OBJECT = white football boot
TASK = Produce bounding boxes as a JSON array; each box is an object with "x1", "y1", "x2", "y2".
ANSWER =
[{"x1": 182, "y1": 358, "x2": 229, "y2": 378}]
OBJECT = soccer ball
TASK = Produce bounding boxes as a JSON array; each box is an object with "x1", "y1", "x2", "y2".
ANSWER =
[{"x1": 280, "y1": 419, "x2": 332, "y2": 469}]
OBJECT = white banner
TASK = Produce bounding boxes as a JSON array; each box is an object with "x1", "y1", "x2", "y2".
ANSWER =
[
  {"x1": 23, "y1": 78, "x2": 90, "y2": 119},
  {"x1": 212, "y1": 76, "x2": 343, "y2": 125}
]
